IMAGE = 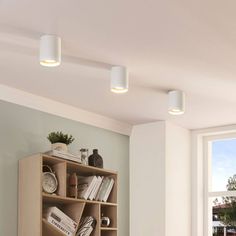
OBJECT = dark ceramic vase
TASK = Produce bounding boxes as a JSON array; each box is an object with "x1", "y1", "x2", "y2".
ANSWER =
[{"x1": 88, "y1": 149, "x2": 103, "y2": 168}]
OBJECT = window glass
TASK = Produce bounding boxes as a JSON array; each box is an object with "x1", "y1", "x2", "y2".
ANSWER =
[{"x1": 211, "y1": 139, "x2": 236, "y2": 192}]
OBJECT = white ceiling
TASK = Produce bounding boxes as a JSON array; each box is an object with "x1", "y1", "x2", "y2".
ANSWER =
[{"x1": 0, "y1": 0, "x2": 236, "y2": 129}]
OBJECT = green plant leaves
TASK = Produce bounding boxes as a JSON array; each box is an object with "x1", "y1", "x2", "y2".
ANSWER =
[{"x1": 47, "y1": 131, "x2": 75, "y2": 145}]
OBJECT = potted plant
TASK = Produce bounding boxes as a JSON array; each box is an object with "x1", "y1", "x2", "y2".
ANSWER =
[{"x1": 47, "y1": 131, "x2": 75, "y2": 152}]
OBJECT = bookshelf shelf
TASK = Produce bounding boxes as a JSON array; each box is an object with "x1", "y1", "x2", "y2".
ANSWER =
[
  {"x1": 100, "y1": 227, "x2": 118, "y2": 231},
  {"x1": 43, "y1": 193, "x2": 118, "y2": 206},
  {"x1": 18, "y1": 153, "x2": 118, "y2": 236}
]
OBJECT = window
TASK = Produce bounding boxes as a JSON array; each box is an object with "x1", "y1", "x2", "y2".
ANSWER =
[{"x1": 204, "y1": 135, "x2": 236, "y2": 236}]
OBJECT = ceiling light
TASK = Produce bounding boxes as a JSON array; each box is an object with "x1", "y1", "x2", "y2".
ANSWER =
[
  {"x1": 111, "y1": 66, "x2": 128, "y2": 93},
  {"x1": 168, "y1": 90, "x2": 185, "y2": 115},
  {"x1": 39, "y1": 35, "x2": 61, "y2": 67}
]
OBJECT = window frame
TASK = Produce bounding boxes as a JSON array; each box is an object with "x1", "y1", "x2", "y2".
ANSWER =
[
  {"x1": 192, "y1": 125, "x2": 236, "y2": 236},
  {"x1": 203, "y1": 134, "x2": 236, "y2": 236}
]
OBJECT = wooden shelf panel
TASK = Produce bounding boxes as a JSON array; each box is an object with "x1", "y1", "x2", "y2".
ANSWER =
[
  {"x1": 101, "y1": 227, "x2": 117, "y2": 231},
  {"x1": 101, "y1": 231, "x2": 117, "y2": 236},
  {"x1": 43, "y1": 193, "x2": 118, "y2": 206},
  {"x1": 43, "y1": 155, "x2": 66, "y2": 166},
  {"x1": 18, "y1": 155, "x2": 42, "y2": 236}
]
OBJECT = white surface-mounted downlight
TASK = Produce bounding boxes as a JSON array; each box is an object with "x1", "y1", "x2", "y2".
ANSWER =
[
  {"x1": 168, "y1": 90, "x2": 185, "y2": 115},
  {"x1": 40, "y1": 35, "x2": 61, "y2": 67},
  {"x1": 111, "y1": 66, "x2": 129, "y2": 93}
]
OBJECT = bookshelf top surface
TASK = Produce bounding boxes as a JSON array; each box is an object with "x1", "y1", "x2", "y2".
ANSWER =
[{"x1": 39, "y1": 153, "x2": 118, "y2": 175}]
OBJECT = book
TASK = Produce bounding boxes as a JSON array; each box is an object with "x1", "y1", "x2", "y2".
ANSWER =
[
  {"x1": 103, "y1": 178, "x2": 114, "y2": 202},
  {"x1": 77, "y1": 176, "x2": 97, "y2": 200},
  {"x1": 92, "y1": 176, "x2": 104, "y2": 200},
  {"x1": 85, "y1": 176, "x2": 98, "y2": 200},
  {"x1": 45, "y1": 150, "x2": 82, "y2": 163},
  {"x1": 47, "y1": 215, "x2": 74, "y2": 236},
  {"x1": 97, "y1": 177, "x2": 111, "y2": 201},
  {"x1": 88, "y1": 176, "x2": 98, "y2": 200},
  {"x1": 94, "y1": 177, "x2": 108, "y2": 201},
  {"x1": 45, "y1": 206, "x2": 77, "y2": 232},
  {"x1": 88, "y1": 176, "x2": 103, "y2": 200}
]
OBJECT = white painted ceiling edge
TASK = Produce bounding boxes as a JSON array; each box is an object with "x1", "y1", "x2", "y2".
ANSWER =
[
  {"x1": 0, "y1": 84, "x2": 132, "y2": 136},
  {"x1": 2, "y1": 82, "x2": 234, "y2": 136}
]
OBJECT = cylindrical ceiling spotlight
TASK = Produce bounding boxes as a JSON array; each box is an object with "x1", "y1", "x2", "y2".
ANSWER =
[
  {"x1": 40, "y1": 35, "x2": 61, "y2": 67},
  {"x1": 168, "y1": 90, "x2": 185, "y2": 115},
  {"x1": 111, "y1": 66, "x2": 128, "y2": 93}
]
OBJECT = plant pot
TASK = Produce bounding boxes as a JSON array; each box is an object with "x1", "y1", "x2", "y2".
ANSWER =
[{"x1": 51, "y1": 142, "x2": 68, "y2": 152}]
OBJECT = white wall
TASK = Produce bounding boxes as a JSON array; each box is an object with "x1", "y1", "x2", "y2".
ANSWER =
[
  {"x1": 130, "y1": 121, "x2": 166, "y2": 236},
  {"x1": 130, "y1": 121, "x2": 191, "y2": 236},
  {"x1": 165, "y1": 122, "x2": 191, "y2": 236}
]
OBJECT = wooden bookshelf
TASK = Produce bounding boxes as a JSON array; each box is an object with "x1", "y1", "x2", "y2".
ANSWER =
[{"x1": 18, "y1": 153, "x2": 118, "y2": 236}]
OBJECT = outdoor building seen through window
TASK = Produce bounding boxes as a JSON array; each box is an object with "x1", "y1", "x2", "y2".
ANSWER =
[{"x1": 210, "y1": 138, "x2": 236, "y2": 236}]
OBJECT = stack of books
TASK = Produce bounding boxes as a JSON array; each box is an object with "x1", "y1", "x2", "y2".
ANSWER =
[
  {"x1": 44, "y1": 206, "x2": 78, "y2": 236},
  {"x1": 76, "y1": 216, "x2": 96, "y2": 236},
  {"x1": 68, "y1": 174, "x2": 115, "y2": 202},
  {"x1": 45, "y1": 150, "x2": 82, "y2": 163}
]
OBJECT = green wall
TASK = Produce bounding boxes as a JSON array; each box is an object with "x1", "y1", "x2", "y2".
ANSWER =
[{"x1": 0, "y1": 100, "x2": 129, "y2": 236}]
